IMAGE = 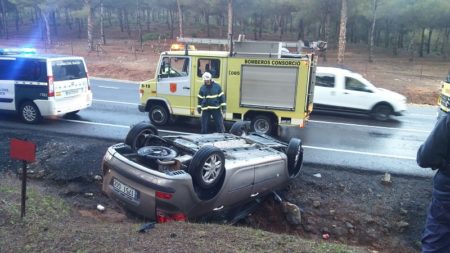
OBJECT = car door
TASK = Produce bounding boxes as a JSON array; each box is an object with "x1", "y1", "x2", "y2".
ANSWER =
[
  {"x1": 157, "y1": 56, "x2": 191, "y2": 115},
  {"x1": 314, "y1": 73, "x2": 338, "y2": 109},
  {"x1": 0, "y1": 59, "x2": 16, "y2": 111},
  {"x1": 339, "y1": 75, "x2": 377, "y2": 111}
]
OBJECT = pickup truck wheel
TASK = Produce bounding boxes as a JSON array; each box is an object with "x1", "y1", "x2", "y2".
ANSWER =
[
  {"x1": 251, "y1": 115, "x2": 273, "y2": 135},
  {"x1": 372, "y1": 104, "x2": 392, "y2": 121},
  {"x1": 188, "y1": 146, "x2": 225, "y2": 190},
  {"x1": 20, "y1": 101, "x2": 42, "y2": 124},
  {"x1": 125, "y1": 122, "x2": 158, "y2": 151},
  {"x1": 286, "y1": 138, "x2": 304, "y2": 177},
  {"x1": 137, "y1": 146, "x2": 177, "y2": 161},
  {"x1": 149, "y1": 105, "x2": 169, "y2": 126}
]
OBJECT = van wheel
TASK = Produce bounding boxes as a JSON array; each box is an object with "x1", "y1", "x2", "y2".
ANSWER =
[
  {"x1": 286, "y1": 138, "x2": 304, "y2": 177},
  {"x1": 149, "y1": 105, "x2": 169, "y2": 126},
  {"x1": 20, "y1": 102, "x2": 42, "y2": 124},
  {"x1": 125, "y1": 122, "x2": 158, "y2": 151},
  {"x1": 372, "y1": 104, "x2": 392, "y2": 121},
  {"x1": 188, "y1": 146, "x2": 225, "y2": 190},
  {"x1": 251, "y1": 115, "x2": 273, "y2": 135}
]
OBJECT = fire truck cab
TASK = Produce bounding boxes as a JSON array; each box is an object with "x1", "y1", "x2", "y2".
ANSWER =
[{"x1": 139, "y1": 39, "x2": 318, "y2": 135}]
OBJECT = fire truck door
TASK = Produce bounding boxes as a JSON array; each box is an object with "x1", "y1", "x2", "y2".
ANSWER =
[{"x1": 156, "y1": 56, "x2": 192, "y2": 115}]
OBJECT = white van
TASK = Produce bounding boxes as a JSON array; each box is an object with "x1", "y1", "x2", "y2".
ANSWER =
[
  {"x1": 0, "y1": 48, "x2": 93, "y2": 123},
  {"x1": 314, "y1": 67, "x2": 407, "y2": 121}
]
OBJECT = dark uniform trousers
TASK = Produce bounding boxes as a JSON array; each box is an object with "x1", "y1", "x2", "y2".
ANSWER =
[{"x1": 201, "y1": 109, "x2": 224, "y2": 134}]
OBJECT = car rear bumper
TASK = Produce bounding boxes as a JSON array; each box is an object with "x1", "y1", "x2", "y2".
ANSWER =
[{"x1": 34, "y1": 92, "x2": 92, "y2": 116}]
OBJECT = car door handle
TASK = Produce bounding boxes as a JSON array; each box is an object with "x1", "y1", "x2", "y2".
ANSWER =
[
  {"x1": 213, "y1": 205, "x2": 224, "y2": 211},
  {"x1": 183, "y1": 87, "x2": 190, "y2": 90},
  {"x1": 250, "y1": 192, "x2": 259, "y2": 197}
]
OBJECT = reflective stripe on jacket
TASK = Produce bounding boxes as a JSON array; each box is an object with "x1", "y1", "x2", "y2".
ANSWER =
[{"x1": 197, "y1": 82, "x2": 226, "y2": 111}]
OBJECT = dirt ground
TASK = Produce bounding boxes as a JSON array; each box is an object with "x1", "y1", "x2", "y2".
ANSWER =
[
  {"x1": 0, "y1": 38, "x2": 448, "y2": 105},
  {"x1": 0, "y1": 127, "x2": 432, "y2": 252}
]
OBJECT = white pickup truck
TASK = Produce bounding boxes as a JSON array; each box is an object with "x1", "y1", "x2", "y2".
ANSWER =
[{"x1": 314, "y1": 67, "x2": 407, "y2": 121}]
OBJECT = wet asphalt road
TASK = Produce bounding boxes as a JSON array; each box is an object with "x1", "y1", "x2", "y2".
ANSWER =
[{"x1": 0, "y1": 78, "x2": 438, "y2": 177}]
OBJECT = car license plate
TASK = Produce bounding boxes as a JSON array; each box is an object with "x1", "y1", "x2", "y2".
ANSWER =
[
  {"x1": 112, "y1": 178, "x2": 138, "y2": 200},
  {"x1": 65, "y1": 89, "x2": 81, "y2": 96}
]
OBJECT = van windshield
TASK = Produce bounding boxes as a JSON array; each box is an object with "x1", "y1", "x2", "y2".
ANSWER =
[{"x1": 52, "y1": 60, "x2": 87, "y2": 81}]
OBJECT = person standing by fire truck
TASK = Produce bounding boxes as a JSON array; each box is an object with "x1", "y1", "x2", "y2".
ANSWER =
[{"x1": 197, "y1": 72, "x2": 226, "y2": 134}]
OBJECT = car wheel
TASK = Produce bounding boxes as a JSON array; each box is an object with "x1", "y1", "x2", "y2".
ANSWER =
[
  {"x1": 20, "y1": 101, "x2": 42, "y2": 124},
  {"x1": 372, "y1": 104, "x2": 392, "y2": 121},
  {"x1": 229, "y1": 121, "x2": 250, "y2": 136},
  {"x1": 125, "y1": 122, "x2": 158, "y2": 151},
  {"x1": 286, "y1": 138, "x2": 303, "y2": 177},
  {"x1": 251, "y1": 115, "x2": 273, "y2": 135},
  {"x1": 188, "y1": 146, "x2": 225, "y2": 190},
  {"x1": 137, "y1": 146, "x2": 177, "y2": 161},
  {"x1": 149, "y1": 105, "x2": 169, "y2": 126}
]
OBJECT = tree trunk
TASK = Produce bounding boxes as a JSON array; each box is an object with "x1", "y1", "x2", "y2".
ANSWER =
[
  {"x1": 41, "y1": 11, "x2": 52, "y2": 46},
  {"x1": 322, "y1": 6, "x2": 331, "y2": 62},
  {"x1": 137, "y1": 0, "x2": 142, "y2": 49},
  {"x1": 146, "y1": 8, "x2": 150, "y2": 31},
  {"x1": 228, "y1": 0, "x2": 233, "y2": 40},
  {"x1": 369, "y1": 0, "x2": 378, "y2": 63},
  {"x1": 258, "y1": 15, "x2": 263, "y2": 39},
  {"x1": 408, "y1": 31, "x2": 416, "y2": 61},
  {"x1": 15, "y1": 9, "x2": 19, "y2": 32},
  {"x1": 384, "y1": 20, "x2": 390, "y2": 48},
  {"x1": 51, "y1": 11, "x2": 57, "y2": 36},
  {"x1": 419, "y1": 27, "x2": 425, "y2": 57},
  {"x1": 177, "y1": 0, "x2": 183, "y2": 38},
  {"x1": 297, "y1": 18, "x2": 304, "y2": 40},
  {"x1": 1, "y1": 0, "x2": 8, "y2": 39},
  {"x1": 427, "y1": 28, "x2": 432, "y2": 55},
  {"x1": 337, "y1": 0, "x2": 348, "y2": 66},
  {"x1": 65, "y1": 8, "x2": 72, "y2": 30},
  {"x1": 204, "y1": 10, "x2": 210, "y2": 37},
  {"x1": 118, "y1": 9, "x2": 124, "y2": 32},
  {"x1": 85, "y1": 0, "x2": 94, "y2": 51},
  {"x1": 443, "y1": 27, "x2": 449, "y2": 60}
]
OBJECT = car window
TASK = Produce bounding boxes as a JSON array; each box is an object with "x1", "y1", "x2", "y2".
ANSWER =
[
  {"x1": 345, "y1": 77, "x2": 370, "y2": 92},
  {"x1": 197, "y1": 59, "x2": 220, "y2": 78},
  {"x1": 52, "y1": 59, "x2": 87, "y2": 81},
  {"x1": 159, "y1": 57, "x2": 189, "y2": 78},
  {"x1": 0, "y1": 59, "x2": 47, "y2": 82},
  {"x1": 316, "y1": 74, "x2": 335, "y2": 88}
]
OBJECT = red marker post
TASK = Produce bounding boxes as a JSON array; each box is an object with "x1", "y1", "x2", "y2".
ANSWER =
[{"x1": 10, "y1": 138, "x2": 36, "y2": 218}]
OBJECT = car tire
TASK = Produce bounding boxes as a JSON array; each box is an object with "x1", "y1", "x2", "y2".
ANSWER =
[
  {"x1": 286, "y1": 138, "x2": 303, "y2": 177},
  {"x1": 137, "y1": 146, "x2": 177, "y2": 161},
  {"x1": 229, "y1": 121, "x2": 250, "y2": 136},
  {"x1": 188, "y1": 146, "x2": 225, "y2": 190},
  {"x1": 251, "y1": 115, "x2": 273, "y2": 135},
  {"x1": 20, "y1": 101, "x2": 42, "y2": 124},
  {"x1": 371, "y1": 104, "x2": 392, "y2": 121},
  {"x1": 125, "y1": 122, "x2": 158, "y2": 151},
  {"x1": 149, "y1": 104, "x2": 169, "y2": 126}
]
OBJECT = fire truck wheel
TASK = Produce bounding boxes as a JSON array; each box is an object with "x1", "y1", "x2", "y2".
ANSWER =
[
  {"x1": 149, "y1": 105, "x2": 169, "y2": 126},
  {"x1": 286, "y1": 138, "x2": 304, "y2": 177},
  {"x1": 251, "y1": 115, "x2": 273, "y2": 135},
  {"x1": 371, "y1": 104, "x2": 392, "y2": 121},
  {"x1": 188, "y1": 146, "x2": 225, "y2": 190},
  {"x1": 20, "y1": 101, "x2": 42, "y2": 124},
  {"x1": 125, "y1": 122, "x2": 159, "y2": 151}
]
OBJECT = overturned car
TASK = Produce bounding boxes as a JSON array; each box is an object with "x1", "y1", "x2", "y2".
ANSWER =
[{"x1": 102, "y1": 121, "x2": 304, "y2": 222}]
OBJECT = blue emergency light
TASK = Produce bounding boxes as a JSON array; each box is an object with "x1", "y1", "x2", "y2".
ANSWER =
[{"x1": 0, "y1": 47, "x2": 37, "y2": 55}]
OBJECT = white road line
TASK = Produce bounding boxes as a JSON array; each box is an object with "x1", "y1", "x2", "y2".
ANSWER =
[
  {"x1": 303, "y1": 145, "x2": 416, "y2": 160},
  {"x1": 93, "y1": 99, "x2": 138, "y2": 106},
  {"x1": 309, "y1": 119, "x2": 430, "y2": 133},
  {"x1": 98, "y1": 85, "x2": 119, "y2": 89}
]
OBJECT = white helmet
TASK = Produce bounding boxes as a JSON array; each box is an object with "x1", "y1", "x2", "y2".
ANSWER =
[{"x1": 202, "y1": 72, "x2": 212, "y2": 81}]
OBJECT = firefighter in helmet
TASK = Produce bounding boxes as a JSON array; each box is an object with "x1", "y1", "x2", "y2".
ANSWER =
[{"x1": 197, "y1": 72, "x2": 226, "y2": 134}]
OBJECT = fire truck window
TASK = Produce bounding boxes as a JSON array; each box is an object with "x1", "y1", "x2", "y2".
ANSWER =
[
  {"x1": 197, "y1": 59, "x2": 220, "y2": 78},
  {"x1": 159, "y1": 57, "x2": 189, "y2": 78}
]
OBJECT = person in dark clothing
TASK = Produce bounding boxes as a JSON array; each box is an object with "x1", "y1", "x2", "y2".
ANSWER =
[
  {"x1": 417, "y1": 113, "x2": 450, "y2": 253},
  {"x1": 197, "y1": 72, "x2": 226, "y2": 134}
]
